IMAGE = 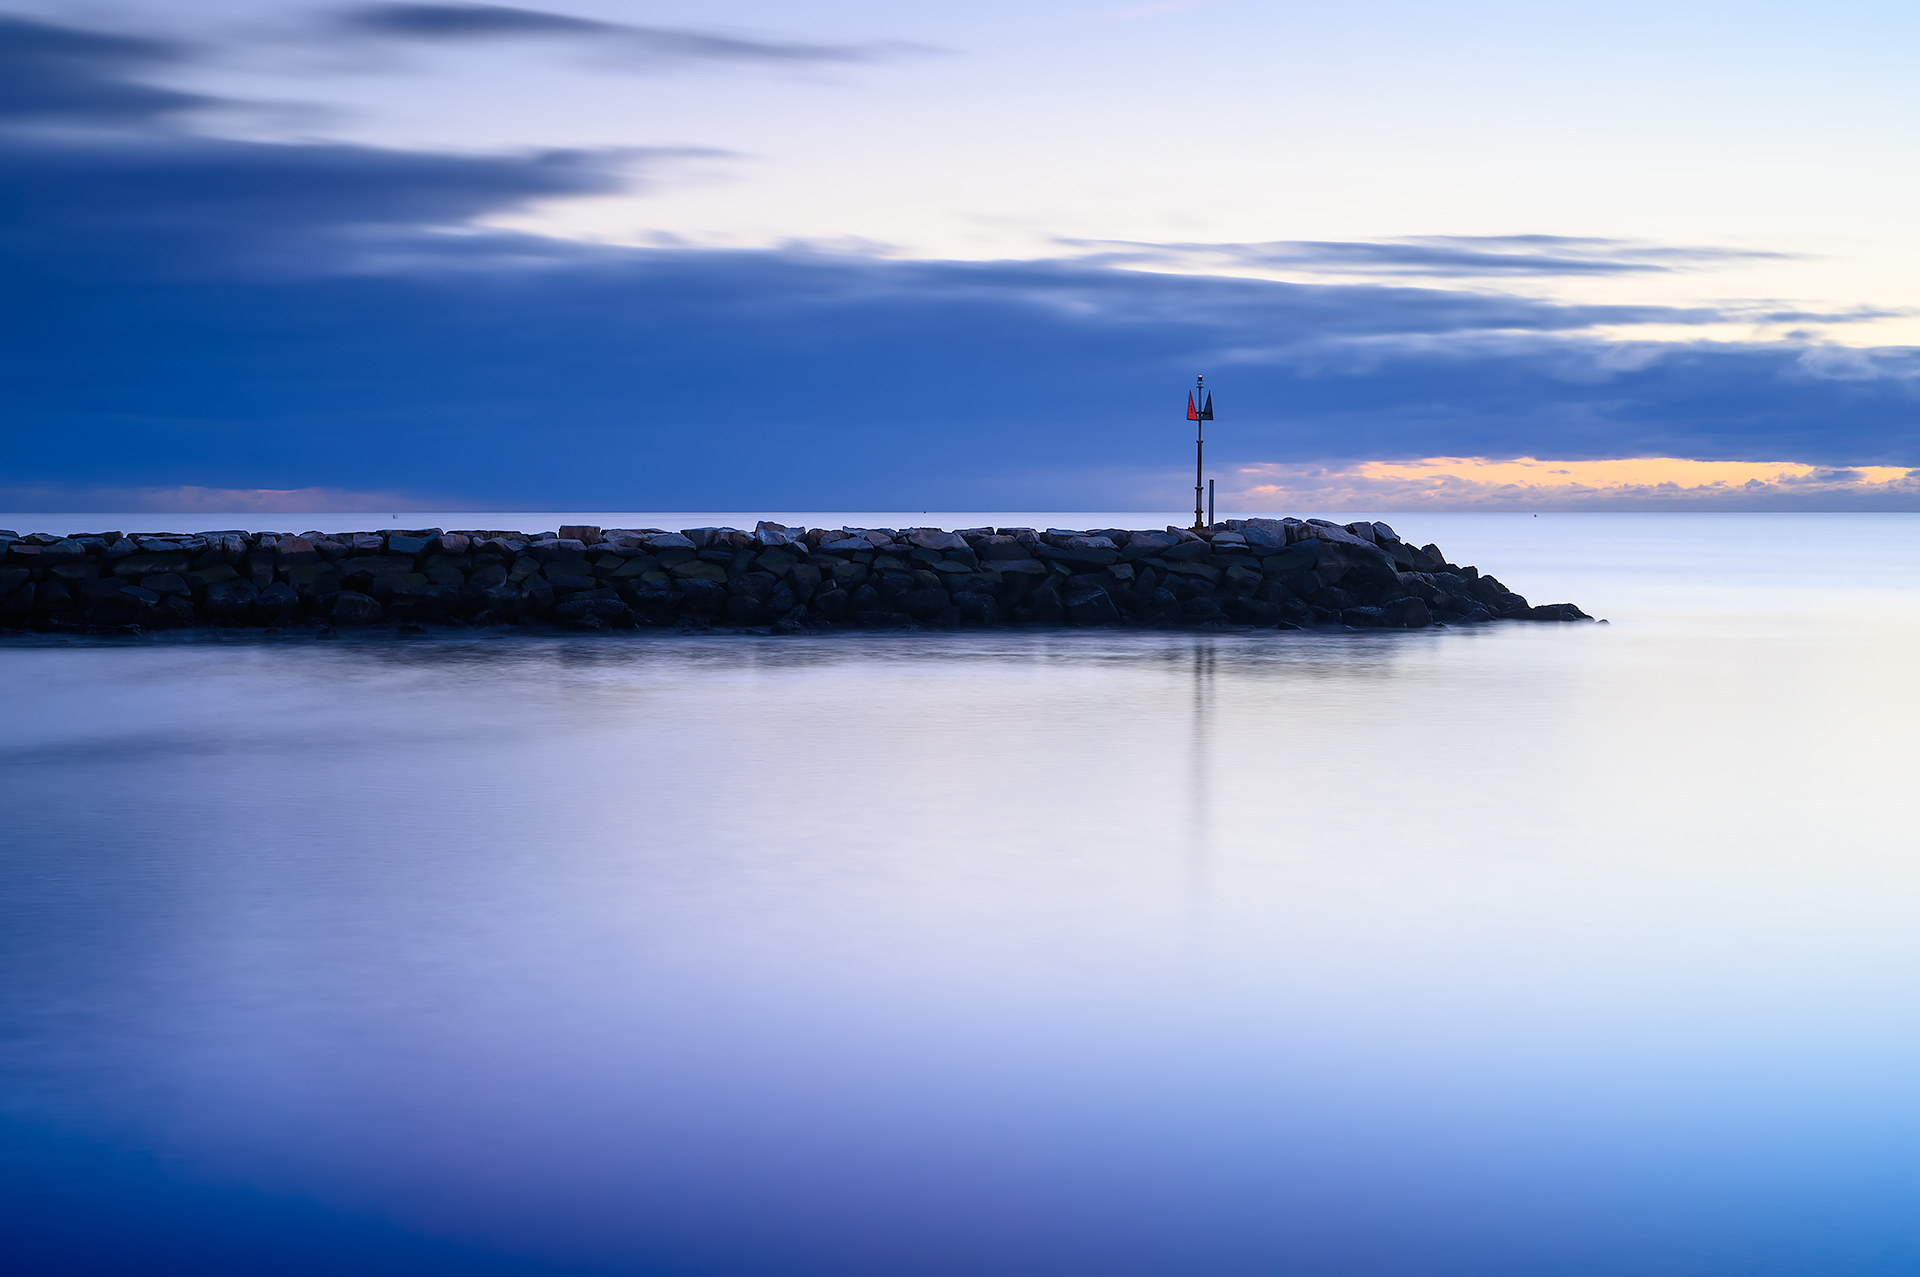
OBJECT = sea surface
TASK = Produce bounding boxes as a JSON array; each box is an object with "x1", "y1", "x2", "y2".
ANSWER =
[{"x1": 3, "y1": 511, "x2": 1918, "y2": 1276}]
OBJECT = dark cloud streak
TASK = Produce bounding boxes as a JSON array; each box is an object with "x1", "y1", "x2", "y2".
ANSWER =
[
  {"x1": 0, "y1": 13, "x2": 206, "y2": 124},
  {"x1": 331, "y1": 3, "x2": 926, "y2": 68}
]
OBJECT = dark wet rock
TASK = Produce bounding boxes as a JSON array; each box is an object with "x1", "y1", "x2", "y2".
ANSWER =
[
  {"x1": 1063, "y1": 587, "x2": 1121, "y2": 625},
  {"x1": 677, "y1": 579, "x2": 727, "y2": 614},
  {"x1": 1028, "y1": 583, "x2": 1065, "y2": 624},
  {"x1": 558, "y1": 597, "x2": 636, "y2": 627},
  {"x1": 1341, "y1": 606, "x2": 1387, "y2": 627},
  {"x1": 813, "y1": 586, "x2": 850, "y2": 621},
  {"x1": 1035, "y1": 539, "x2": 1119, "y2": 566},
  {"x1": 1519, "y1": 603, "x2": 1593, "y2": 621},
  {"x1": 330, "y1": 591, "x2": 384, "y2": 625},
  {"x1": 1380, "y1": 597, "x2": 1433, "y2": 629},
  {"x1": 202, "y1": 579, "x2": 259, "y2": 622}
]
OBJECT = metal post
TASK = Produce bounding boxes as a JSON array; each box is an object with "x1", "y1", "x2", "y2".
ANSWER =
[
  {"x1": 1208, "y1": 479, "x2": 1215, "y2": 529},
  {"x1": 1193, "y1": 374, "x2": 1205, "y2": 531}
]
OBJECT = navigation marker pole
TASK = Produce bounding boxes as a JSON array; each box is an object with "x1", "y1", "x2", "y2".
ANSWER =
[{"x1": 1187, "y1": 375, "x2": 1214, "y2": 531}]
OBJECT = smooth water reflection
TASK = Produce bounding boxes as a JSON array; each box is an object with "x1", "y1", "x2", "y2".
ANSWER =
[{"x1": 5, "y1": 515, "x2": 1920, "y2": 1274}]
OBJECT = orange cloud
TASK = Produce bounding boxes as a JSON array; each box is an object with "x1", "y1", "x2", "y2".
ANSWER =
[{"x1": 1231, "y1": 457, "x2": 1920, "y2": 510}]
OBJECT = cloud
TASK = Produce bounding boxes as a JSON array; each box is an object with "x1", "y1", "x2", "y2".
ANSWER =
[
  {"x1": 1063, "y1": 235, "x2": 1792, "y2": 278},
  {"x1": 1226, "y1": 457, "x2": 1920, "y2": 512},
  {"x1": 0, "y1": 134, "x2": 713, "y2": 275},
  {"x1": 330, "y1": 3, "x2": 928, "y2": 69},
  {"x1": 0, "y1": 13, "x2": 207, "y2": 124},
  {"x1": 2, "y1": 9, "x2": 1914, "y2": 513},
  {"x1": 0, "y1": 484, "x2": 439, "y2": 517}
]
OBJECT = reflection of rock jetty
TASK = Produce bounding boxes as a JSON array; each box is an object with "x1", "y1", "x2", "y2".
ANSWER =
[{"x1": 0, "y1": 519, "x2": 1591, "y2": 634}]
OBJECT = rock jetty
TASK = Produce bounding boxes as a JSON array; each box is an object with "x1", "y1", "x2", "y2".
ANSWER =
[{"x1": 0, "y1": 519, "x2": 1591, "y2": 635}]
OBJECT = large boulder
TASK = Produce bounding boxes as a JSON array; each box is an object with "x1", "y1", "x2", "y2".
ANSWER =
[
  {"x1": 677, "y1": 579, "x2": 728, "y2": 614},
  {"x1": 901, "y1": 587, "x2": 952, "y2": 619},
  {"x1": 557, "y1": 596, "x2": 636, "y2": 627},
  {"x1": 973, "y1": 535, "x2": 1029, "y2": 561},
  {"x1": 1063, "y1": 587, "x2": 1121, "y2": 625},
  {"x1": 1035, "y1": 539, "x2": 1118, "y2": 566},
  {"x1": 331, "y1": 591, "x2": 384, "y2": 625},
  {"x1": 1519, "y1": 603, "x2": 1592, "y2": 621},
  {"x1": 907, "y1": 528, "x2": 968, "y2": 552},
  {"x1": 201, "y1": 579, "x2": 259, "y2": 623},
  {"x1": 1118, "y1": 531, "x2": 1182, "y2": 561},
  {"x1": 1380, "y1": 597, "x2": 1433, "y2": 629}
]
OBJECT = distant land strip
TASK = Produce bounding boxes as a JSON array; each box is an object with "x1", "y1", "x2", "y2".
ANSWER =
[{"x1": 0, "y1": 520, "x2": 1591, "y2": 637}]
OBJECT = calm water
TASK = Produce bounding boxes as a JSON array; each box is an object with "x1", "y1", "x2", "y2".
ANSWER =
[{"x1": 3, "y1": 513, "x2": 1919, "y2": 1276}]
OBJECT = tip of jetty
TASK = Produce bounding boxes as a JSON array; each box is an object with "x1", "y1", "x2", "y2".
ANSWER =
[{"x1": 0, "y1": 518, "x2": 1591, "y2": 636}]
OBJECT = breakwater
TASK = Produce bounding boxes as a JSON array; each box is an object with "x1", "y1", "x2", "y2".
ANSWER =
[{"x1": 0, "y1": 519, "x2": 1591, "y2": 634}]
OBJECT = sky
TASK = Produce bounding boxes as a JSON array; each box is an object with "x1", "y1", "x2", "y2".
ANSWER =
[{"x1": 3, "y1": 0, "x2": 1917, "y2": 512}]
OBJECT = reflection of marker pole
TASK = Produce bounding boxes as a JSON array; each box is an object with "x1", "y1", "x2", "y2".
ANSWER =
[{"x1": 1208, "y1": 479, "x2": 1215, "y2": 529}]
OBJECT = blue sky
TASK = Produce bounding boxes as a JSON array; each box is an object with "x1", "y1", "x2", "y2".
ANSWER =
[{"x1": 2, "y1": 1, "x2": 1917, "y2": 511}]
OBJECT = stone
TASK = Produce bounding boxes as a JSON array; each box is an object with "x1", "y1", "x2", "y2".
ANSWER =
[
  {"x1": 387, "y1": 535, "x2": 434, "y2": 557},
  {"x1": 907, "y1": 528, "x2": 967, "y2": 552},
  {"x1": 202, "y1": 579, "x2": 260, "y2": 622},
  {"x1": 669, "y1": 560, "x2": 728, "y2": 584},
  {"x1": 1181, "y1": 596, "x2": 1226, "y2": 622},
  {"x1": 557, "y1": 596, "x2": 635, "y2": 627},
  {"x1": 1227, "y1": 598, "x2": 1284, "y2": 625},
  {"x1": 275, "y1": 538, "x2": 320, "y2": 569},
  {"x1": 386, "y1": 582, "x2": 457, "y2": 622},
  {"x1": 1300, "y1": 522, "x2": 1374, "y2": 549},
  {"x1": 953, "y1": 591, "x2": 999, "y2": 623},
  {"x1": 753, "y1": 521, "x2": 799, "y2": 547},
  {"x1": 677, "y1": 578, "x2": 727, "y2": 613},
  {"x1": 558, "y1": 525, "x2": 602, "y2": 545},
  {"x1": 1165, "y1": 561, "x2": 1223, "y2": 586},
  {"x1": 1028, "y1": 584, "x2": 1064, "y2": 623},
  {"x1": 901, "y1": 587, "x2": 951, "y2": 619},
  {"x1": 788, "y1": 563, "x2": 822, "y2": 601},
  {"x1": 528, "y1": 539, "x2": 588, "y2": 564},
  {"x1": 1063, "y1": 587, "x2": 1121, "y2": 625},
  {"x1": 1380, "y1": 597, "x2": 1433, "y2": 628},
  {"x1": 730, "y1": 571, "x2": 777, "y2": 601},
  {"x1": 41, "y1": 539, "x2": 87, "y2": 564},
  {"x1": 1034, "y1": 540, "x2": 1119, "y2": 566},
  {"x1": 1161, "y1": 539, "x2": 1213, "y2": 562},
  {"x1": 1341, "y1": 606, "x2": 1386, "y2": 627},
  {"x1": 1519, "y1": 603, "x2": 1592, "y2": 621},
  {"x1": 113, "y1": 552, "x2": 193, "y2": 579},
  {"x1": 973, "y1": 535, "x2": 1028, "y2": 561},
  {"x1": 141, "y1": 572, "x2": 189, "y2": 596},
  {"x1": 812, "y1": 586, "x2": 850, "y2": 620},
  {"x1": 1225, "y1": 565, "x2": 1263, "y2": 596},
  {"x1": 255, "y1": 582, "x2": 300, "y2": 621}
]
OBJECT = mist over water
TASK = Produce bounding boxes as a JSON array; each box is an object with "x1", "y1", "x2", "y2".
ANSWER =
[{"x1": 4, "y1": 514, "x2": 1919, "y2": 1275}]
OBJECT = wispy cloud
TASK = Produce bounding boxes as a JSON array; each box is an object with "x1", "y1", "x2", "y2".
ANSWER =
[
  {"x1": 329, "y1": 3, "x2": 935, "y2": 69},
  {"x1": 0, "y1": 13, "x2": 207, "y2": 124},
  {"x1": 1062, "y1": 234, "x2": 1793, "y2": 279},
  {"x1": 0, "y1": 483, "x2": 439, "y2": 515},
  {"x1": 1229, "y1": 457, "x2": 1920, "y2": 511}
]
